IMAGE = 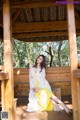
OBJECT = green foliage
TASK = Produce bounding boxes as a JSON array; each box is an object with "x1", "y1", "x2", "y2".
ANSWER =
[
  {"x1": 12, "y1": 39, "x2": 69, "y2": 67},
  {"x1": 13, "y1": 39, "x2": 44, "y2": 68},
  {"x1": 0, "y1": 36, "x2": 80, "y2": 67},
  {"x1": 77, "y1": 36, "x2": 80, "y2": 54},
  {"x1": 0, "y1": 42, "x2": 3, "y2": 65}
]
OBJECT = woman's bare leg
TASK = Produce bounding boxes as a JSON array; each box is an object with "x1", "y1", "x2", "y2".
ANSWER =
[
  {"x1": 51, "y1": 94, "x2": 71, "y2": 114},
  {"x1": 50, "y1": 99, "x2": 62, "y2": 111}
]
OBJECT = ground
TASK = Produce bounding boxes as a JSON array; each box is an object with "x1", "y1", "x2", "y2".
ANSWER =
[
  {"x1": 15, "y1": 105, "x2": 73, "y2": 120},
  {"x1": 15, "y1": 96, "x2": 73, "y2": 120}
]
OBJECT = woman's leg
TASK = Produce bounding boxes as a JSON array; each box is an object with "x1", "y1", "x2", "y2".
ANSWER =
[
  {"x1": 50, "y1": 99, "x2": 63, "y2": 111},
  {"x1": 51, "y1": 94, "x2": 71, "y2": 114}
]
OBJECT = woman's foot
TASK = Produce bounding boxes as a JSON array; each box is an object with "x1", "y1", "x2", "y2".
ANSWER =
[{"x1": 64, "y1": 107, "x2": 72, "y2": 115}]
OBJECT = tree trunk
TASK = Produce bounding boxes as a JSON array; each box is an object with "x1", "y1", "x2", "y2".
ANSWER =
[
  {"x1": 45, "y1": 46, "x2": 53, "y2": 67},
  {"x1": 58, "y1": 42, "x2": 63, "y2": 66}
]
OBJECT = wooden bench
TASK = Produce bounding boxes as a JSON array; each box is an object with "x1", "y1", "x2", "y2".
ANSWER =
[{"x1": 14, "y1": 67, "x2": 71, "y2": 98}]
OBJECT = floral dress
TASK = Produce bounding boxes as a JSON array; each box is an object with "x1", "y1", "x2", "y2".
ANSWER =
[{"x1": 27, "y1": 66, "x2": 54, "y2": 112}]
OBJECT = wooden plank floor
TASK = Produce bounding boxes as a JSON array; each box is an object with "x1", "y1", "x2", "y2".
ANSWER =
[{"x1": 15, "y1": 105, "x2": 73, "y2": 120}]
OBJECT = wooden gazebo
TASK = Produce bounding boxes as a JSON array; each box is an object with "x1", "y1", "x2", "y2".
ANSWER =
[{"x1": 0, "y1": 0, "x2": 80, "y2": 120}]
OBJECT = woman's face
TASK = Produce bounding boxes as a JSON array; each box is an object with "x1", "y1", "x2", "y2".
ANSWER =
[{"x1": 37, "y1": 56, "x2": 43, "y2": 64}]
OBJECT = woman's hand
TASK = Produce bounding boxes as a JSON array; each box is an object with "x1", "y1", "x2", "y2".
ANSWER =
[
  {"x1": 32, "y1": 87, "x2": 40, "y2": 92},
  {"x1": 35, "y1": 87, "x2": 40, "y2": 92}
]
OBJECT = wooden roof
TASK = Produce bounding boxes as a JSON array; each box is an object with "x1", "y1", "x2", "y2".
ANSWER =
[{"x1": 0, "y1": 0, "x2": 80, "y2": 42}]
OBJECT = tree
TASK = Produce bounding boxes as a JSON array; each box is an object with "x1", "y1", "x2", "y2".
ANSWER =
[
  {"x1": 0, "y1": 36, "x2": 80, "y2": 68},
  {"x1": 45, "y1": 43, "x2": 54, "y2": 67}
]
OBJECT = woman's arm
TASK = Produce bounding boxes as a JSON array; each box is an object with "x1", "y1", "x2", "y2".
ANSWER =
[{"x1": 29, "y1": 66, "x2": 35, "y2": 90}]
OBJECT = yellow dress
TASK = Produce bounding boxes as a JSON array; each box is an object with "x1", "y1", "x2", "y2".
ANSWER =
[{"x1": 35, "y1": 74, "x2": 54, "y2": 111}]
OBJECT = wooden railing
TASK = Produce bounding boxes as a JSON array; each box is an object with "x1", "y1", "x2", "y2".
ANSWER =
[
  {"x1": 0, "y1": 69, "x2": 9, "y2": 110},
  {"x1": 0, "y1": 65, "x2": 73, "y2": 97},
  {"x1": 14, "y1": 66, "x2": 71, "y2": 97},
  {"x1": 0, "y1": 66, "x2": 18, "y2": 112}
]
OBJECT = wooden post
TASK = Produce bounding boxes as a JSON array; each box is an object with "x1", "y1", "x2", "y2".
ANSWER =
[
  {"x1": 67, "y1": 0, "x2": 78, "y2": 120},
  {"x1": 3, "y1": 0, "x2": 14, "y2": 120},
  {"x1": 77, "y1": 80, "x2": 80, "y2": 120},
  {"x1": 1, "y1": 80, "x2": 5, "y2": 110}
]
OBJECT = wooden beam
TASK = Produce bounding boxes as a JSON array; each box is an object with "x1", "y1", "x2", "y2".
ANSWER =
[
  {"x1": 42, "y1": 8, "x2": 48, "y2": 21},
  {"x1": 75, "y1": 5, "x2": 80, "y2": 11},
  {"x1": 16, "y1": 36, "x2": 68, "y2": 42},
  {"x1": 0, "y1": 1, "x2": 67, "y2": 11},
  {"x1": 50, "y1": 7, "x2": 53, "y2": 20},
  {"x1": 26, "y1": 8, "x2": 33, "y2": 22},
  {"x1": 62, "y1": 6, "x2": 64, "y2": 20},
  {"x1": 11, "y1": 1, "x2": 58, "y2": 9},
  {"x1": 12, "y1": 9, "x2": 21, "y2": 24},
  {"x1": 37, "y1": 8, "x2": 40, "y2": 21},
  {"x1": 3, "y1": 1, "x2": 80, "y2": 12},
  {"x1": 3, "y1": 0, "x2": 14, "y2": 120},
  {"x1": 0, "y1": 15, "x2": 3, "y2": 27},
  {"x1": 0, "y1": 9, "x2": 20, "y2": 27},
  {"x1": 58, "y1": 6, "x2": 61, "y2": 20},
  {"x1": 12, "y1": 21, "x2": 80, "y2": 33},
  {"x1": 67, "y1": 1, "x2": 78, "y2": 120},
  {"x1": 75, "y1": 10, "x2": 80, "y2": 20},
  {"x1": 33, "y1": 8, "x2": 40, "y2": 22},
  {"x1": 13, "y1": 31, "x2": 68, "y2": 38},
  {"x1": 54, "y1": 6, "x2": 56, "y2": 20},
  {"x1": 0, "y1": 73, "x2": 9, "y2": 80},
  {"x1": 13, "y1": 30, "x2": 80, "y2": 38}
]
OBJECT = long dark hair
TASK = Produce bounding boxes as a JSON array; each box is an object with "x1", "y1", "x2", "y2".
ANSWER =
[{"x1": 33, "y1": 55, "x2": 46, "y2": 72}]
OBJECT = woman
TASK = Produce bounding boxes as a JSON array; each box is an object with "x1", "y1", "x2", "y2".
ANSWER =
[{"x1": 27, "y1": 55, "x2": 71, "y2": 114}]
